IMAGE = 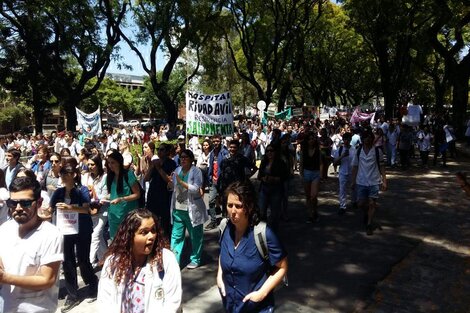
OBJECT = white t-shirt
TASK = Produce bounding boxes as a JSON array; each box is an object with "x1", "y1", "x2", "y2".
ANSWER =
[
  {"x1": 333, "y1": 146, "x2": 355, "y2": 176},
  {"x1": 352, "y1": 147, "x2": 383, "y2": 186},
  {"x1": 0, "y1": 220, "x2": 64, "y2": 313}
]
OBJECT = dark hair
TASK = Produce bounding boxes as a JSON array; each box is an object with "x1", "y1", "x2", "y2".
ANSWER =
[
  {"x1": 60, "y1": 147, "x2": 71, "y2": 157},
  {"x1": 157, "y1": 143, "x2": 171, "y2": 153},
  {"x1": 103, "y1": 209, "x2": 169, "y2": 284},
  {"x1": 37, "y1": 145, "x2": 49, "y2": 157},
  {"x1": 202, "y1": 139, "x2": 212, "y2": 151},
  {"x1": 89, "y1": 154, "x2": 104, "y2": 178},
  {"x1": 61, "y1": 157, "x2": 81, "y2": 186},
  {"x1": 342, "y1": 132, "x2": 352, "y2": 141},
  {"x1": 224, "y1": 180, "x2": 260, "y2": 226},
  {"x1": 229, "y1": 139, "x2": 240, "y2": 147},
  {"x1": 144, "y1": 141, "x2": 155, "y2": 155},
  {"x1": 106, "y1": 150, "x2": 125, "y2": 194},
  {"x1": 180, "y1": 149, "x2": 194, "y2": 161},
  {"x1": 10, "y1": 176, "x2": 41, "y2": 199},
  {"x1": 80, "y1": 148, "x2": 92, "y2": 159},
  {"x1": 6, "y1": 148, "x2": 21, "y2": 160},
  {"x1": 17, "y1": 168, "x2": 37, "y2": 180},
  {"x1": 50, "y1": 152, "x2": 62, "y2": 162}
]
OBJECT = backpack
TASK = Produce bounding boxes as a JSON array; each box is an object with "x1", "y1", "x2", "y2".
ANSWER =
[
  {"x1": 356, "y1": 145, "x2": 383, "y2": 175},
  {"x1": 123, "y1": 171, "x2": 146, "y2": 208},
  {"x1": 219, "y1": 218, "x2": 288, "y2": 287}
]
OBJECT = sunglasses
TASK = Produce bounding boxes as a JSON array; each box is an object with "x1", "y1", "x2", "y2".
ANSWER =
[
  {"x1": 50, "y1": 159, "x2": 60, "y2": 163},
  {"x1": 6, "y1": 199, "x2": 36, "y2": 209},
  {"x1": 266, "y1": 149, "x2": 274, "y2": 153}
]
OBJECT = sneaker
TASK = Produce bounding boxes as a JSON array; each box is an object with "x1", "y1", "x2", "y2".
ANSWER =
[
  {"x1": 62, "y1": 297, "x2": 80, "y2": 313},
  {"x1": 187, "y1": 262, "x2": 199, "y2": 269},
  {"x1": 204, "y1": 221, "x2": 218, "y2": 230},
  {"x1": 366, "y1": 224, "x2": 373, "y2": 236},
  {"x1": 338, "y1": 208, "x2": 346, "y2": 215}
]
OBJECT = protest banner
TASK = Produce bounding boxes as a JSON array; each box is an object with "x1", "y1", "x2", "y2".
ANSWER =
[
  {"x1": 275, "y1": 108, "x2": 292, "y2": 120},
  {"x1": 292, "y1": 108, "x2": 303, "y2": 117},
  {"x1": 186, "y1": 91, "x2": 234, "y2": 136},
  {"x1": 76, "y1": 106, "x2": 102, "y2": 134},
  {"x1": 56, "y1": 210, "x2": 79, "y2": 235}
]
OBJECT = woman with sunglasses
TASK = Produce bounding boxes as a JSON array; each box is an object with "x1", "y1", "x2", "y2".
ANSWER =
[
  {"x1": 41, "y1": 153, "x2": 62, "y2": 198},
  {"x1": 170, "y1": 149, "x2": 208, "y2": 269},
  {"x1": 257, "y1": 144, "x2": 289, "y2": 232},
  {"x1": 98, "y1": 209, "x2": 182, "y2": 312},
  {"x1": 82, "y1": 154, "x2": 109, "y2": 268},
  {"x1": 49, "y1": 165, "x2": 98, "y2": 312},
  {"x1": 106, "y1": 150, "x2": 141, "y2": 240}
]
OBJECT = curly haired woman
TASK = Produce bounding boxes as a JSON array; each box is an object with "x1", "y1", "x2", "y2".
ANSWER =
[{"x1": 97, "y1": 208, "x2": 182, "y2": 312}]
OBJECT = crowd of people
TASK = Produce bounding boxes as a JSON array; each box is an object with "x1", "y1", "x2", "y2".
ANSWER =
[{"x1": 0, "y1": 111, "x2": 465, "y2": 313}]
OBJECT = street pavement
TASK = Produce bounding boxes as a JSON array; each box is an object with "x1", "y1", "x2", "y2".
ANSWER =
[{"x1": 58, "y1": 141, "x2": 470, "y2": 313}]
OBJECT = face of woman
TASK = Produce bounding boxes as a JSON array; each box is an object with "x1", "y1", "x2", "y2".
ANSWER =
[
  {"x1": 60, "y1": 172, "x2": 75, "y2": 185},
  {"x1": 107, "y1": 157, "x2": 120, "y2": 173},
  {"x1": 265, "y1": 147, "x2": 275, "y2": 159},
  {"x1": 203, "y1": 142, "x2": 210, "y2": 151},
  {"x1": 133, "y1": 217, "x2": 157, "y2": 259},
  {"x1": 50, "y1": 156, "x2": 61, "y2": 169},
  {"x1": 227, "y1": 193, "x2": 249, "y2": 228},
  {"x1": 180, "y1": 153, "x2": 193, "y2": 169},
  {"x1": 143, "y1": 144, "x2": 151, "y2": 156},
  {"x1": 87, "y1": 160, "x2": 97, "y2": 174}
]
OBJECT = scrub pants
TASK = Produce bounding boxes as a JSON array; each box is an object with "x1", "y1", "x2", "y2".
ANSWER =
[{"x1": 171, "y1": 209, "x2": 204, "y2": 265}]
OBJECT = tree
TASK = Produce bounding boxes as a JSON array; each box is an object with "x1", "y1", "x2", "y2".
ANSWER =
[
  {"x1": 221, "y1": 0, "x2": 325, "y2": 112},
  {"x1": 426, "y1": 0, "x2": 470, "y2": 134},
  {"x1": 0, "y1": 0, "x2": 127, "y2": 132},
  {"x1": 298, "y1": 2, "x2": 379, "y2": 108},
  {"x1": 343, "y1": 0, "x2": 429, "y2": 119},
  {"x1": 80, "y1": 77, "x2": 142, "y2": 117},
  {"x1": 115, "y1": 0, "x2": 222, "y2": 126}
]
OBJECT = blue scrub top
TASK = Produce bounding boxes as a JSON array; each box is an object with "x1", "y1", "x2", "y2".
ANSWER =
[{"x1": 219, "y1": 221, "x2": 287, "y2": 313}]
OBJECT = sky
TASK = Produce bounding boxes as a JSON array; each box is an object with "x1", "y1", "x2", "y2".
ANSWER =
[{"x1": 107, "y1": 42, "x2": 162, "y2": 76}]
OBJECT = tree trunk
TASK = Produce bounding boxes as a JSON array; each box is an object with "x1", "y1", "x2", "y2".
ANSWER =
[
  {"x1": 65, "y1": 100, "x2": 78, "y2": 131},
  {"x1": 434, "y1": 80, "x2": 446, "y2": 112},
  {"x1": 31, "y1": 85, "x2": 44, "y2": 134},
  {"x1": 451, "y1": 73, "x2": 469, "y2": 138}
]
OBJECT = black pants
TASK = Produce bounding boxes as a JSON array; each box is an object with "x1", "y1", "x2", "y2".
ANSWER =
[{"x1": 63, "y1": 233, "x2": 97, "y2": 299}]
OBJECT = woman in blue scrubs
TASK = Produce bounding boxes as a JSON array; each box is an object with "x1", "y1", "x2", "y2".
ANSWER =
[{"x1": 217, "y1": 181, "x2": 288, "y2": 313}]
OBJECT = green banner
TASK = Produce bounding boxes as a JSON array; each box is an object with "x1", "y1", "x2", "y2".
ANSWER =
[{"x1": 274, "y1": 108, "x2": 292, "y2": 120}]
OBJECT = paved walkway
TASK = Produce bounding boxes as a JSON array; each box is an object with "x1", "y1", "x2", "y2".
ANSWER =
[{"x1": 58, "y1": 140, "x2": 470, "y2": 313}]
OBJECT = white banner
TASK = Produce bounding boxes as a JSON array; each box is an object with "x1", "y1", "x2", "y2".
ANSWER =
[
  {"x1": 186, "y1": 91, "x2": 234, "y2": 136},
  {"x1": 56, "y1": 210, "x2": 79, "y2": 235},
  {"x1": 76, "y1": 106, "x2": 102, "y2": 134}
]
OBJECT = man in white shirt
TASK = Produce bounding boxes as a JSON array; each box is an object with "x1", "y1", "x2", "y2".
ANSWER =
[
  {"x1": 0, "y1": 176, "x2": 63, "y2": 313},
  {"x1": 352, "y1": 128, "x2": 387, "y2": 236},
  {"x1": 63, "y1": 131, "x2": 82, "y2": 158},
  {"x1": 333, "y1": 132, "x2": 356, "y2": 215}
]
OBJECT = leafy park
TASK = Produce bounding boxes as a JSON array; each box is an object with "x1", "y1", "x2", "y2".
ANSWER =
[{"x1": 0, "y1": 0, "x2": 468, "y2": 135}]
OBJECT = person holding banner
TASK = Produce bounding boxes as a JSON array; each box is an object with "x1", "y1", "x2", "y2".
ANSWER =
[{"x1": 49, "y1": 165, "x2": 98, "y2": 312}]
